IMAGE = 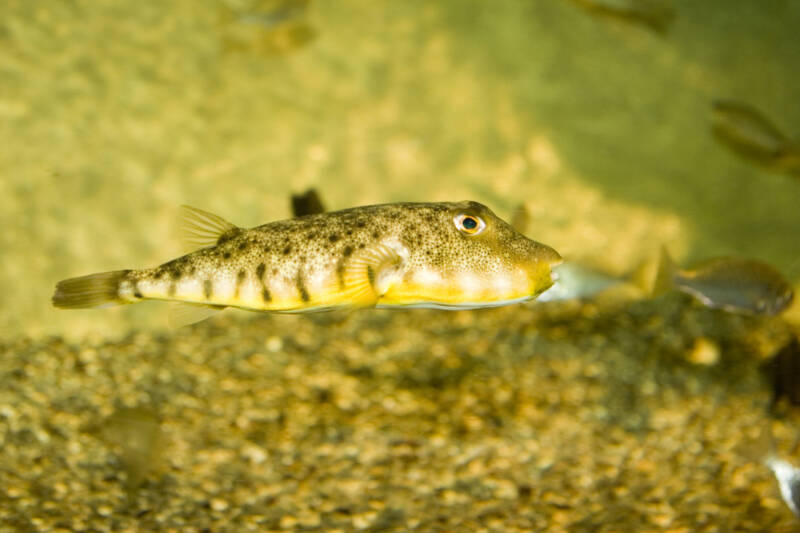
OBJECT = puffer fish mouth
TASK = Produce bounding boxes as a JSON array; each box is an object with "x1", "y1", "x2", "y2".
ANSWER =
[{"x1": 534, "y1": 245, "x2": 562, "y2": 295}]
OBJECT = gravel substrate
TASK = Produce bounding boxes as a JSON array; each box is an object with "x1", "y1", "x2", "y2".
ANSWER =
[{"x1": 2, "y1": 294, "x2": 800, "y2": 532}]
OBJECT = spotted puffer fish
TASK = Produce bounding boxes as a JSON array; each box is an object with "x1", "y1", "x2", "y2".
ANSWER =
[{"x1": 52, "y1": 201, "x2": 561, "y2": 323}]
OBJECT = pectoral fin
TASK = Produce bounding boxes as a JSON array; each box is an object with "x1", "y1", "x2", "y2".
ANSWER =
[{"x1": 341, "y1": 243, "x2": 405, "y2": 306}]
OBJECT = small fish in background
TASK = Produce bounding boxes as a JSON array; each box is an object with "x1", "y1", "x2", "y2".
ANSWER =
[
  {"x1": 653, "y1": 247, "x2": 794, "y2": 316},
  {"x1": 566, "y1": 0, "x2": 675, "y2": 35},
  {"x1": 712, "y1": 100, "x2": 789, "y2": 161},
  {"x1": 538, "y1": 262, "x2": 628, "y2": 302},
  {"x1": 537, "y1": 253, "x2": 662, "y2": 304},
  {"x1": 219, "y1": 0, "x2": 316, "y2": 55},
  {"x1": 52, "y1": 201, "x2": 561, "y2": 325},
  {"x1": 93, "y1": 406, "x2": 164, "y2": 496},
  {"x1": 237, "y1": 0, "x2": 311, "y2": 28},
  {"x1": 767, "y1": 453, "x2": 800, "y2": 518},
  {"x1": 742, "y1": 424, "x2": 800, "y2": 519},
  {"x1": 711, "y1": 100, "x2": 800, "y2": 176},
  {"x1": 291, "y1": 187, "x2": 327, "y2": 217}
]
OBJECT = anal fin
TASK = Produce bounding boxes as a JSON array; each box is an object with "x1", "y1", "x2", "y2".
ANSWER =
[{"x1": 168, "y1": 302, "x2": 226, "y2": 328}]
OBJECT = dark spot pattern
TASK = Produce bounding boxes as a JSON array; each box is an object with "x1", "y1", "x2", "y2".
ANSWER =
[
  {"x1": 203, "y1": 279, "x2": 213, "y2": 299},
  {"x1": 366, "y1": 265, "x2": 375, "y2": 290},
  {"x1": 296, "y1": 273, "x2": 310, "y2": 302},
  {"x1": 336, "y1": 260, "x2": 346, "y2": 290},
  {"x1": 234, "y1": 269, "x2": 246, "y2": 298}
]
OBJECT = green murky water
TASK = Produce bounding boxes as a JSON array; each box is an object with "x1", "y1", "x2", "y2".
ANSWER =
[{"x1": 1, "y1": 0, "x2": 799, "y2": 338}]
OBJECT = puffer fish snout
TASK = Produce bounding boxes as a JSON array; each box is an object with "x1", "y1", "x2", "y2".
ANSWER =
[
  {"x1": 539, "y1": 247, "x2": 563, "y2": 294},
  {"x1": 510, "y1": 234, "x2": 562, "y2": 298}
]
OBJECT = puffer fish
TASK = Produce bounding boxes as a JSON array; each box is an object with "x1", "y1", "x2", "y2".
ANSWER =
[
  {"x1": 52, "y1": 201, "x2": 561, "y2": 323},
  {"x1": 653, "y1": 247, "x2": 794, "y2": 316}
]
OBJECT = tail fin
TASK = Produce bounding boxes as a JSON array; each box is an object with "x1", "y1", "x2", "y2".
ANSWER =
[
  {"x1": 652, "y1": 246, "x2": 677, "y2": 297},
  {"x1": 52, "y1": 270, "x2": 129, "y2": 309}
]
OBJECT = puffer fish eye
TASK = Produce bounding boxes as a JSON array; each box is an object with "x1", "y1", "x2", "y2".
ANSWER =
[{"x1": 454, "y1": 213, "x2": 486, "y2": 235}]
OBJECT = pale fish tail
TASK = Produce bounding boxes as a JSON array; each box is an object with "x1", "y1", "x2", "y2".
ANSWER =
[
  {"x1": 52, "y1": 270, "x2": 131, "y2": 309},
  {"x1": 651, "y1": 246, "x2": 677, "y2": 297}
]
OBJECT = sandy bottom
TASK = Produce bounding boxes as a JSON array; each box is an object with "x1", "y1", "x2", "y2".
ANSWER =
[{"x1": 2, "y1": 294, "x2": 800, "y2": 532}]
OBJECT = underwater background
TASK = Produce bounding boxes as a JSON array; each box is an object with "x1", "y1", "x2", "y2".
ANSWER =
[{"x1": 3, "y1": 0, "x2": 800, "y2": 531}]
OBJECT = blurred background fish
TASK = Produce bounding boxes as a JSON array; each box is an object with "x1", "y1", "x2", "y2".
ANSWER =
[
  {"x1": 509, "y1": 203, "x2": 531, "y2": 234},
  {"x1": 711, "y1": 100, "x2": 800, "y2": 177},
  {"x1": 538, "y1": 262, "x2": 638, "y2": 303},
  {"x1": 766, "y1": 454, "x2": 800, "y2": 518},
  {"x1": 87, "y1": 406, "x2": 164, "y2": 496},
  {"x1": 745, "y1": 423, "x2": 800, "y2": 519},
  {"x1": 565, "y1": 0, "x2": 675, "y2": 35},
  {"x1": 653, "y1": 248, "x2": 794, "y2": 316},
  {"x1": 291, "y1": 187, "x2": 327, "y2": 217},
  {"x1": 765, "y1": 336, "x2": 800, "y2": 408},
  {"x1": 219, "y1": 0, "x2": 316, "y2": 55}
]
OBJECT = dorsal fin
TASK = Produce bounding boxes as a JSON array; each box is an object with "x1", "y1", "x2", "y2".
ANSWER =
[{"x1": 179, "y1": 205, "x2": 238, "y2": 252}]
